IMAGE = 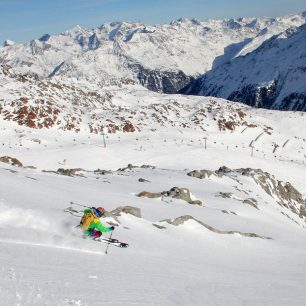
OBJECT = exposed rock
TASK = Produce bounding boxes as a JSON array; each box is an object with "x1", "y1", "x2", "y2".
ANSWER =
[
  {"x1": 118, "y1": 164, "x2": 137, "y2": 171},
  {"x1": 233, "y1": 167, "x2": 305, "y2": 219},
  {"x1": 118, "y1": 164, "x2": 156, "y2": 172},
  {"x1": 299, "y1": 204, "x2": 306, "y2": 218},
  {"x1": 163, "y1": 215, "x2": 196, "y2": 226},
  {"x1": 242, "y1": 198, "x2": 259, "y2": 209},
  {"x1": 227, "y1": 82, "x2": 278, "y2": 109},
  {"x1": 211, "y1": 166, "x2": 305, "y2": 219},
  {"x1": 152, "y1": 223, "x2": 167, "y2": 229},
  {"x1": 0, "y1": 156, "x2": 23, "y2": 167},
  {"x1": 3, "y1": 39, "x2": 15, "y2": 47},
  {"x1": 110, "y1": 206, "x2": 142, "y2": 218},
  {"x1": 217, "y1": 192, "x2": 233, "y2": 199},
  {"x1": 190, "y1": 200, "x2": 203, "y2": 205},
  {"x1": 129, "y1": 62, "x2": 195, "y2": 94},
  {"x1": 162, "y1": 187, "x2": 203, "y2": 205},
  {"x1": 140, "y1": 164, "x2": 156, "y2": 169},
  {"x1": 138, "y1": 178, "x2": 150, "y2": 183},
  {"x1": 24, "y1": 165, "x2": 37, "y2": 169},
  {"x1": 56, "y1": 168, "x2": 84, "y2": 176},
  {"x1": 215, "y1": 166, "x2": 232, "y2": 175},
  {"x1": 122, "y1": 121, "x2": 136, "y2": 132},
  {"x1": 216, "y1": 191, "x2": 259, "y2": 210},
  {"x1": 138, "y1": 186, "x2": 202, "y2": 205},
  {"x1": 187, "y1": 169, "x2": 214, "y2": 179},
  {"x1": 137, "y1": 191, "x2": 162, "y2": 199},
  {"x1": 162, "y1": 215, "x2": 271, "y2": 239},
  {"x1": 94, "y1": 169, "x2": 113, "y2": 175},
  {"x1": 277, "y1": 182, "x2": 304, "y2": 203},
  {"x1": 222, "y1": 210, "x2": 238, "y2": 215}
]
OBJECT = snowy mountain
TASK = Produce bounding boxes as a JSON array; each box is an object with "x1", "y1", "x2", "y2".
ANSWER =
[
  {"x1": 1, "y1": 12, "x2": 306, "y2": 96},
  {"x1": 182, "y1": 22, "x2": 306, "y2": 111},
  {"x1": 0, "y1": 12, "x2": 306, "y2": 305}
]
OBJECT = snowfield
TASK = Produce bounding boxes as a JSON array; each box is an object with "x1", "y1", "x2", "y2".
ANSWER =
[
  {"x1": 0, "y1": 90, "x2": 305, "y2": 305},
  {"x1": 0, "y1": 11, "x2": 306, "y2": 306}
]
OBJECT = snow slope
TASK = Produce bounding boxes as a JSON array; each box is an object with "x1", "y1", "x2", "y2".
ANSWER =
[
  {"x1": 0, "y1": 157, "x2": 305, "y2": 305},
  {"x1": 0, "y1": 11, "x2": 306, "y2": 306},
  {"x1": 182, "y1": 23, "x2": 306, "y2": 111},
  {"x1": 0, "y1": 87, "x2": 305, "y2": 305}
]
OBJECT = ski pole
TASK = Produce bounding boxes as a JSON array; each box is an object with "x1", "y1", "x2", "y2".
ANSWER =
[
  {"x1": 70, "y1": 201, "x2": 89, "y2": 208},
  {"x1": 105, "y1": 230, "x2": 113, "y2": 255}
]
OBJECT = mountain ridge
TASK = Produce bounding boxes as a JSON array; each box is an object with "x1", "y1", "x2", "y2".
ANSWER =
[
  {"x1": 182, "y1": 23, "x2": 306, "y2": 111},
  {"x1": 0, "y1": 11, "x2": 305, "y2": 116}
]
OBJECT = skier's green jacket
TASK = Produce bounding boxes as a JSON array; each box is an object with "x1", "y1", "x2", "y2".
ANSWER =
[{"x1": 80, "y1": 208, "x2": 111, "y2": 235}]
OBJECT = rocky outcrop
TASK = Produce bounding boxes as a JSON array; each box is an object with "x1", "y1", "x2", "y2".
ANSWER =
[
  {"x1": 118, "y1": 164, "x2": 156, "y2": 172},
  {"x1": 227, "y1": 81, "x2": 279, "y2": 109},
  {"x1": 138, "y1": 178, "x2": 150, "y2": 183},
  {"x1": 110, "y1": 206, "x2": 142, "y2": 218},
  {"x1": 215, "y1": 166, "x2": 232, "y2": 175},
  {"x1": 137, "y1": 191, "x2": 162, "y2": 199},
  {"x1": 56, "y1": 168, "x2": 84, "y2": 176},
  {"x1": 137, "y1": 187, "x2": 202, "y2": 206},
  {"x1": 221, "y1": 166, "x2": 305, "y2": 219},
  {"x1": 94, "y1": 169, "x2": 113, "y2": 175},
  {"x1": 162, "y1": 187, "x2": 202, "y2": 205},
  {"x1": 162, "y1": 215, "x2": 271, "y2": 239},
  {"x1": 279, "y1": 93, "x2": 306, "y2": 111},
  {"x1": 236, "y1": 168, "x2": 304, "y2": 209},
  {"x1": 188, "y1": 166, "x2": 231, "y2": 179},
  {"x1": 216, "y1": 192, "x2": 259, "y2": 209},
  {"x1": 0, "y1": 156, "x2": 23, "y2": 167},
  {"x1": 242, "y1": 198, "x2": 258, "y2": 209},
  {"x1": 217, "y1": 192, "x2": 234, "y2": 199},
  {"x1": 131, "y1": 63, "x2": 195, "y2": 94},
  {"x1": 187, "y1": 170, "x2": 214, "y2": 179}
]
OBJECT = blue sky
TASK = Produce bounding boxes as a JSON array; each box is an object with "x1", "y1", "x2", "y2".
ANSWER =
[{"x1": 0, "y1": 0, "x2": 305, "y2": 43}]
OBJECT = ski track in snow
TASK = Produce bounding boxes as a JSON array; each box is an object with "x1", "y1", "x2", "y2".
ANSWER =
[{"x1": 0, "y1": 154, "x2": 305, "y2": 305}]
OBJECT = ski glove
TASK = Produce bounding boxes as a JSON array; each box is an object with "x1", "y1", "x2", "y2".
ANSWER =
[{"x1": 109, "y1": 226, "x2": 115, "y2": 231}]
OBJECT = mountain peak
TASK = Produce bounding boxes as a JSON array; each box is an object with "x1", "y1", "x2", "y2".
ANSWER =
[
  {"x1": 62, "y1": 25, "x2": 84, "y2": 36},
  {"x1": 3, "y1": 39, "x2": 15, "y2": 47},
  {"x1": 39, "y1": 34, "x2": 51, "y2": 42}
]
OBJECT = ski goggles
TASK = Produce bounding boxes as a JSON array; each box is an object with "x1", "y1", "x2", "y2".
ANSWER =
[{"x1": 93, "y1": 209, "x2": 105, "y2": 218}]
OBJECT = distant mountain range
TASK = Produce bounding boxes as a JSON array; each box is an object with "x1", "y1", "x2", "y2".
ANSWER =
[
  {"x1": 0, "y1": 11, "x2": 306, "y2": 113},
  {"x1": 181, "y1": 19, "x2": 306, "y2": 111}
]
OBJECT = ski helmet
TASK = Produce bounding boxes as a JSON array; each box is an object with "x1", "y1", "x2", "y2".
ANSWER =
[{"x1": 94, "y1": 207, "x2": 106, "y2": 217}]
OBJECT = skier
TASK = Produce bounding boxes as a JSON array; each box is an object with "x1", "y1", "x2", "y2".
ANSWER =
[{"x1": 80, "y1": 207, "x2": 114, "y2": 239}]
